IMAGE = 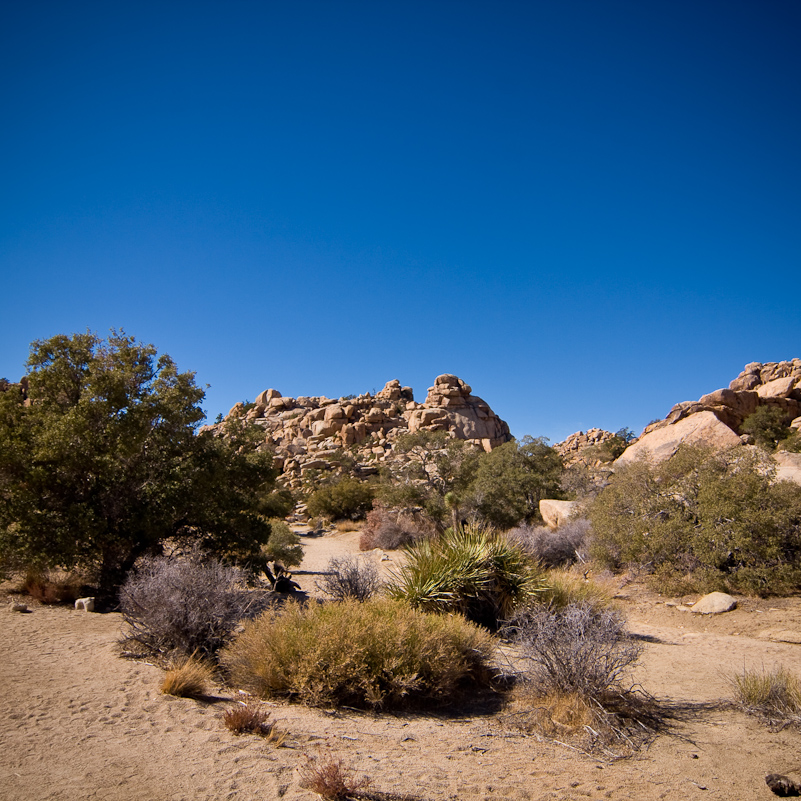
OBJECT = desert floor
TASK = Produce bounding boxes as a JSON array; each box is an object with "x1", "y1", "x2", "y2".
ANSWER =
[{"x1": 2, "y1": 529, "x2": 801, "y2": 801}]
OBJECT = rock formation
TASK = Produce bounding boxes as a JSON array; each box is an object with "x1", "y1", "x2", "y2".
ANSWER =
[
  {"x1": 209, "y1": 375, "x2": 511, "y2": 491},
  {"x1": 616, "y1": 360, "x2": 801, "y2": 474}
]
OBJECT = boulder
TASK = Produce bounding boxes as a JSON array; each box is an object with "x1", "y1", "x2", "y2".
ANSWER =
[
  {"x1": 539, "y1": 499, "x2": 578, "y2": 529},
  {"x1": 74, "y1": 597, "x2": 95, "y2": 612},
  {"x1": 757, "y1": 377, "x2": 797, "y2": 399},
  {"x1": 774, "y1": 451, "x2": 801, "y2": 487},
  {"x1": 616, "y1": 411, "x2": 741, "y2": 465},
  {"x1": 690, "y1": 592, "x2": 737, "y2": 615}
]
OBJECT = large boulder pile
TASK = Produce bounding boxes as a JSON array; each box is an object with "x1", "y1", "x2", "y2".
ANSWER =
[
  {"x1": 555, "y1": 428, "x2": 621, "y2": 467},
  {"x1": 212, "y1": 374, "x2": 511, "y2": 491},
  {"x1": 617, "y1": 360, "x2": 801, "y2": 468}
]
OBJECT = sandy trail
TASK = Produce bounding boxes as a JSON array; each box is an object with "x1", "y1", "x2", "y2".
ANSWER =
[{"x1": 2, "y1": 530, "x2": 800, "y2": 801}]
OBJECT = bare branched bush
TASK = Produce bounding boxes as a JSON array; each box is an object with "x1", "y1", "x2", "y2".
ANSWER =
[
  {"x1": 222, "y1": 702, "x2": 286, "y2": 743},
  {"x1": 359, "y1": 505, "x2": 435, "y2": 551},
  {"x1": 298, "y1": 755, "x2": 371, "y2": 800},
  {"x1": 315, "y1": 555, "x2": 382, "y2": 602},
  {"x1": 507, "y1": 603, "x2": 642, "y2": 699},
  {"x1": 119, "y1": 549, "x2": 272, "y2": 659},
  {"x1": 508, "y1": 519, "x2": 591, "y2": 568},
  {"x1": 161, "y1": 656, "x2": 215, "y2": 698}
]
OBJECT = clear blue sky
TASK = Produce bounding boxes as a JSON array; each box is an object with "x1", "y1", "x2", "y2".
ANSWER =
[{"x1": 2, "y1": 1, "x2": 799, "y2": 442}]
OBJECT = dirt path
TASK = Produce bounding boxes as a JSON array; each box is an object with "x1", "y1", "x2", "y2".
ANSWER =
[{"x1": 1, "y1": 531, "x2": 800, "y2": 800}]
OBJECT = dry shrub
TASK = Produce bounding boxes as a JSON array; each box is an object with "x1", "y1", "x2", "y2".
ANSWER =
[
  {"x1": 731, "y1": 666, "x2": 801, "y2": 728},
  {"x1": 119, "y1": 549, "x2": 272, "y2": 659},
  {"x1": 315, "y1": 555, "x2": 382, "y2": 602},
  {"x1": 507, "y1": 603, "x2": 642, "y2": 699},
  {"x1": 19, "y1": 570, "x2": 86, "y2": 605},
  {"x1": 299, "y1": 755, "x2": 371, "y2": 800},
  {"x1": 359, "y1": 505, "x2": 435, "y2": 551},
  {"x1": 161, "y1": 656, "x2": 215, "y2": 698},
  {"x1": 508, "y1": 519, "x2": 591, "y2": 568},
  {"x1": 222, "y1": 701, "x2": 286, "y2": 743},
  {"x1": 334, "y1": 520, "x2": 361, "y2": 533},
  {"x1": 220, "y1": 598, "x2": 496, "y2": 709}
]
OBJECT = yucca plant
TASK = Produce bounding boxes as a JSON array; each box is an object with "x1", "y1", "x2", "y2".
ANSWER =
[{"x1": 387, "y1": 524, "x2": 545, "y2": 628}]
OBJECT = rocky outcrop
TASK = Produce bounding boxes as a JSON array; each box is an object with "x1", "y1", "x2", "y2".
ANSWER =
[
  {"x1": 209, "y1": 375, "x2": 511, "y2": 491},
  {"x1": 617, "y1": 361, "x2": 801, "y2": 475}
]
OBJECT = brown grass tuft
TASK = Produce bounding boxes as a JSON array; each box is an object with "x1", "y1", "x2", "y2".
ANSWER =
[
  {"x1": 19, "y1": 570, "x2": 85, "y2": 605},
  {"x1": 731, "y1": 666, "x2": 801, "y2": 728},
  {"x1": 222, "y1": 701, "x2": 286, "y2": 743},
  {"x1": 298, "y1": 754, "x2": 371, "y2": 800},
  {"x1": 161, "y1": 656, "x2": 214, "y2": 698}
]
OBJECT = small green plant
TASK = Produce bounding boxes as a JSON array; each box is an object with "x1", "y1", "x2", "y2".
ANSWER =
[
  {"x1": 161, "y1": 656, "x2": 214, "y2": 698},
  {"x1": 387, "y1": 525, "x2": 544, "y2": 629},
  {"x1": 731, "y1": 666, "x2": 801, "y2": 727},
  {"x1": 298, "y1": 755, "x2": 371, "y2": 800},
  {"x1": 261, "y1": 518, "x2": 303, "y2": 567},
  {"x1": 222, "y1": 702, "x2": 286, "y2": 743},
  {"x1": 220, "y1": 598, "x2": 495, "y2": 709}
]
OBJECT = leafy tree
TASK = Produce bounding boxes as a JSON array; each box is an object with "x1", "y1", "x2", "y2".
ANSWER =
[
  {"x1": 306, "y1": 476, "x2": 376, "y2": 521},
  {"x1": 0, "y1": 331, "x2": 279, "y2": 597},
  {"x1": 741, "y1": 405, "x2": 794, "y2": 449},
  {"x1": 465, "y1": 437, "x2": 564, "y2": 530}
]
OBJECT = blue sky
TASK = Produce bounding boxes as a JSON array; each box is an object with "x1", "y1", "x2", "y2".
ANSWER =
[{"x1": 2, "y1": 1, "x2": 799, "y2": 442}]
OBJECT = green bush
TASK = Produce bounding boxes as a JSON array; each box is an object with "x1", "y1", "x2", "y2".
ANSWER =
[
  {"x1": 589, "y1": 445, "x2": 801, "y2": 595},
  {"x1": 261, "y1": 519, "x2": 303, "y2": 567},
  {"x1": 387, "y1": 525, "x2": 545, "y2": 628},
  {"x1": 741, "y1": 405, "x2": 794, "y2": 449},
  {"x1": 220, "y1": 598, "x2": 496, "y2": 709},
  {"x1": 306, "y1": 477, "x2": 376, "y2": 521}
]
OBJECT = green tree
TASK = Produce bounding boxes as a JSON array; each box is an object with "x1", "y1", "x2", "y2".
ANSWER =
[
  {"x1": 466, "y1": 437, "x2": 564, "y2": 530},
  {"x1": 741, "y1": 405, "x2": 794, "y2": 449},
  {"x1": 0, "y1": 331, "x2": 279, "y2": 597}
]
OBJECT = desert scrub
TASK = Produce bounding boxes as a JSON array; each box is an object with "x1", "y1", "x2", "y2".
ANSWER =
[
  {"x1": 731, "y1": 666, "x2": 801, "y2": 728},
  {"x1": 315, "y1": 555, "x2": 382, "y2": 601},
  {"x1": 119, "y1": 549, "x2": 272, "y2": 659},
  {"x1": 387, "y1": 525, "x2": 544, "y2": 629},
  {"x1": 261, "y1": 518, "x2": 303, "y2": 568},
  {"x1": 161, "y1": 656, "x2": 215, "y2": 698},
  {"x1": 538, "y1": 568, "x2": 612, "y2": 611},
  {"x1": 220, "y1": 598, "x2": 496, "y2": 709},
  {"x1": 298, "y1": 755, "x2": 371, "y2": 800},
  {"x1": 222, "y1": 701, "x2": 286, "y2": 742},
  {"x1": 508, "y1": 519, "x2": 591, "y2": 568}
]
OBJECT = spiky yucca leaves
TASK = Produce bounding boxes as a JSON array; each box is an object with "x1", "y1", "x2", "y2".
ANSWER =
[{"x1": 387, "y1": 525, "x2": 545, "y2": 628}]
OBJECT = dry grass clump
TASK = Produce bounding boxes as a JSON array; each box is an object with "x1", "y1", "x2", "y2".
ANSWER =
[
  {"x1": 220, "y1": 598, "x2": 496, "y2": 709},
  {"x1": 315, "y1": 555, "x2": 382, "y2": 601},
  {"x1": 19, "y1": 570, "x2": 86, "y2": 605},
  {"x1": 334, "y1": 520, "x2": 362, "y2": 533},
  {"x1": 538, "y1": 569, "x2": 613, "y2": 611},
  {"x1": 161, "y1": 656, "x2": 215, "y2": 698},
  {"x1": 222, "y1": 701, "x2": 286, "y2": 743},
  {"x1": 731, "y1": 666, "x2": 801, "y2": 729},
  {"x1": 299, "y1": 755, "x2": 371, "y2": 800}
]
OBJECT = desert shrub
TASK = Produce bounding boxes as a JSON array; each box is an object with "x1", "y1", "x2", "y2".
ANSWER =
[
  {"x1": 508, "y1": 518, "x2": 591, "y2": 567},
  {"x1": 306, "y1": 477, "x2": 376, "y2": 521},
  {"x1": 315, "y1": 555, "x2": 382, "y2": 601},
  {"x1": 222, "y1": 702, "x2": 286, "y2": 742},
  {"x1": 538, "y1": 569, "x2": 612, "y2": 611},
  {"x1": 19, "y1": 569, "x2": 87, "y2": 605},
  {"x1": 387, "y1": 525, "x2": 544, "y2": 629},
  {"x1": 730, "y1": 666, "x2": 801, "y2": 728},
  {"x1": 741, "y1": 405, "x2": 794, "y2": 449},
  {"x1": 780, "y1": 430, "x2": 801, "y2": 453},
  {"x1": 119, "y1": 549, "x2": 271, "y2": 659},
  {"x1": 220, "y1": 598, "x2": 495, "y2": 709},
  {"x1": 506, "y1": 603, "x2": 642, "y2": 699},
  {"x1": 298, "y1": 755, "x2": 371, "y2": 800},
  {"x1": 589, "y1": 445, "x2": 801, "y2": 595},
  {"x1": 359, "y1": 504, "x2": 436, "y2": 551},
  {"x1": 261, "y1": 518, "x2": 303, "y2": 567},
  {"x1": 161, "y1": 656, "x2": 215, "y2": 698}
]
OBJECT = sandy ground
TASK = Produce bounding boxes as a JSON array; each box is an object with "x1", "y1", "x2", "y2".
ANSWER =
[{"x1": 2, "y1": 529, "x2": 801, "y2": 801}]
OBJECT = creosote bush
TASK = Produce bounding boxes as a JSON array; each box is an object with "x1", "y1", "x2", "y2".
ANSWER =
[
  {"x1": 261, "y1": 518, "x2": 303, "y2": 568},
  {"x1": 298, "y1": 755, "x2": 371, "y2": 800},
  {"x1": 119, "y1": 549, "x2": 271, "y2": 659},
  {"x1": 161, "y1": 656, "x2": 215, "y2": 698},
  {"x1": 387, "y1": 525, "x2": 544, "y2": 629},
  {"x1": 306, "y1": 477, "x2": 376, "y2": 521},
  {"x1": 315, "y1": 555, "x2": 382, "y2": 602},
  {"x1": 220, "y1": 598, "x2": 495, "y2": 709}
]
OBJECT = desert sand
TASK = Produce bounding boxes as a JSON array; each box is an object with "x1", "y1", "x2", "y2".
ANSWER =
[{"x1": 2, "y1": 529, "x2": 801, "y2": 801}]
